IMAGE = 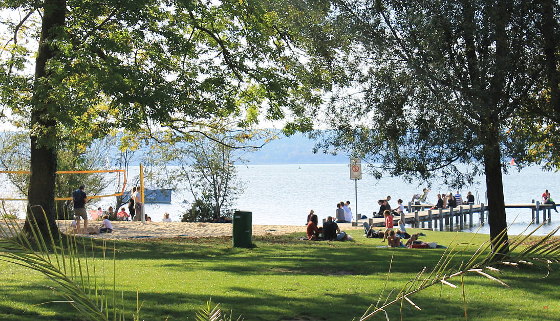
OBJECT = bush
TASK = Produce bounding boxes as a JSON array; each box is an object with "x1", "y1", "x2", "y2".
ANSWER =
[{"x1": 181, "y1": 200, "x2": 213, "y2": 222}]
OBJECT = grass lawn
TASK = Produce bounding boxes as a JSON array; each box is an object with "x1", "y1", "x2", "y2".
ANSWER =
[{"x1": 0, "y1": 229, "x2": 558, "y2": 320}]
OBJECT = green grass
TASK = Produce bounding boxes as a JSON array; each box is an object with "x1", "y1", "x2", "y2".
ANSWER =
[{"x1": 0, "y1": 229, "x2": 559, "y2": 320}]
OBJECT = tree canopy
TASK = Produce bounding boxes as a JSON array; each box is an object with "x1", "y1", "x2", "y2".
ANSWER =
[
  {"x1": 313, "y1": 0, "x2": 560, "y2": 253},
  {"x1": 0, "y1": 0, "x2": 342, "y2": 237}
]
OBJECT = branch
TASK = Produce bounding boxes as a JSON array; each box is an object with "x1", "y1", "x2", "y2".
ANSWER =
[{"x1": 188, "y1": 11, "x2": 244, "y2": 82}]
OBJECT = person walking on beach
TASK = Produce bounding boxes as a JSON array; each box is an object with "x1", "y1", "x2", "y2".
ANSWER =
[
  {"x1": 72, "y1": 185, "x2": 87, "y2": 234},
  {"x1": 128, "y1": 196, "x2": 135, "y2": 220},
  {"x1": 133, "y1": 186, "x2": 143, "y2": 221}
]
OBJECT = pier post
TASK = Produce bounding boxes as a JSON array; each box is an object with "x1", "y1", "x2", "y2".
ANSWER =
[
  {"x1": 439, "y1": 209, "x2": 444, "y2": 231},
  {"x1": 459, "y1": 206, "x2": 464, "y2": 230},
  {"x1": 469, "y1": 204, "x2": 473, "y2": 228},
  {"x1": 548, "y1": 208, "x2": 551, "y2": 222},
  {"x1": 543, "y1": 204, "x2": 547, "y2": 222},
  {"x1": 449, "y1": 207, "x2": 454, "y2": 231},
  {"x1": 427, "y1": 210, "x2": 432, "y2": 229},
  {"x1": 408, "y1": 202, "x2": 412, "y2": 213},
  {"x1": 480, "y1": 203, "x2": 485, "y2": 224},
  {"x1": 531, "y1": 199, "x2": 535, "y2": 223},
  {"x1": 455, "y1": 207, "x2": 460, "y2": 225},
  {"x1": 414, "y1": 211, "x2": 419, "y2": 228},
  {"x1": 536, "y1": 201, "x2": 540, "y2": 224}
]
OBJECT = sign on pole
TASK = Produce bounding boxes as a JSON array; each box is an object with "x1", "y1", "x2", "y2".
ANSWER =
[{"x1": 350, "y1": 158, "x2": 362, "y2": 180}]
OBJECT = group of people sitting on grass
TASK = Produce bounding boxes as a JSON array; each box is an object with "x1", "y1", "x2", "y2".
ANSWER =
[
  {"x1": 306, "y1": 210, "x2": 351, "y2": 241},
  {"x1": 365, "y1": 209, "x2": 443, "y2": 248}
]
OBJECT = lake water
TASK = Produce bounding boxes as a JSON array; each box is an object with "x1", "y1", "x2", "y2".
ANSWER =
[
  {"x1": 2, "y1": 164, "x2": 559, "y2": 235},
  {"x1": 134, "y1": 164, "x2": 559, "y2": 235}
]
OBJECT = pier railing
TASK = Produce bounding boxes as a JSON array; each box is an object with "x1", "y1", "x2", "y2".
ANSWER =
[{"x1": 362, "y1": 201, "x2": 555, "y2": 232}]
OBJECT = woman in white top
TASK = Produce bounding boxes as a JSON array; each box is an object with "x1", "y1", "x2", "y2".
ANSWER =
[{"x1": 396, "y1": 199, "x2": 406, "y2": 215}]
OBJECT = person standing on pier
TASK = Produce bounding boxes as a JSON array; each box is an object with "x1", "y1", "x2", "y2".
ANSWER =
[
  {"x1": 467, "y1": 191, "x2": 475, "y2": 204},
  {"x1": 455, "y1": 191, "x2": 463, "y2": 206},
  {"x1": 447, "y1": 193, "x2": 457, "y2": 208}
]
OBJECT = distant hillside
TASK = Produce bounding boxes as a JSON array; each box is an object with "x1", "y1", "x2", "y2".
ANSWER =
[
  {"x1": 0, "y1": 130, "x2": 347, "y2": 165},
  {"x1": 241, "y1": 133, "x2": 347, "y2": 164}
]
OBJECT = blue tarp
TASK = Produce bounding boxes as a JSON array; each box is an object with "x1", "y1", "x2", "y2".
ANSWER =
[{"x1": 122, "y1": 189, "x2": 172, "y2": 204}]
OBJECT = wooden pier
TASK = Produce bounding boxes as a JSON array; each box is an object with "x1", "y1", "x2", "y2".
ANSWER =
[{"x1": 359, "y1": 201, "x2": 555, "y2": 231}]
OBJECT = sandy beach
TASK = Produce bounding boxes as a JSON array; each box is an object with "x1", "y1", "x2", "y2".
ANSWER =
[{"x1": 1, "y1": 220, "x2": 361, "y2": 240}]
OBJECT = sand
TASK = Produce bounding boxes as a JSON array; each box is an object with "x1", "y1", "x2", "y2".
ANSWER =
[{"x1": 0, "y1": 220, "x2": 361, "y2": 240}]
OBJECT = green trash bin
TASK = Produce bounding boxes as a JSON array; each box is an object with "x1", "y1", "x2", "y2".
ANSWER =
[{"x1": 233, "y1": 211, "x2": 252, "y2": 248}]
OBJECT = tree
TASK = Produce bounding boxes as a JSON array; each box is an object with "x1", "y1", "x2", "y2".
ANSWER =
[
  {"x1": 183, "y1": 134, "x2": 245, "y2": 222},
  {"x1": 316, "y1": 0, "x2": 557, "y2": 254},
  {"x1": 0, "y1": 0, "x2": 338, "y2": 237}
]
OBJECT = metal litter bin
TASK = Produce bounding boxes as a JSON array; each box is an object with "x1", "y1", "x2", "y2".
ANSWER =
[{"x1": 233, "y1": 211, "x2": 252, "y2": 248}]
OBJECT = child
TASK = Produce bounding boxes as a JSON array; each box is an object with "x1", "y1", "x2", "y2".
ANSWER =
[
  {"x1": 99, "y1": 215, "x2": 113, "y2": 233},
  {"x1": 162, "y1": 213, "x2": 172, "y2": 222},
  {"x1": 117, "y1": 207, "x2": 129, "y2": 221}
]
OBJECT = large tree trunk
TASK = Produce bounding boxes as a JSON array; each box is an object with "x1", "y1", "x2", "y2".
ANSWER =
[
  {"x1": 482, "y1": 124, "x2": 509, "y2": 256},
  {"x1": 539, "y1": 0, "x2": 560, "y2": 116},
  {"x1": 23, "y1": 0, "x2": 66, "y2": 239}
]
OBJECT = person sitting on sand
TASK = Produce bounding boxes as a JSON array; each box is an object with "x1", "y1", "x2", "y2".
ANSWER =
[
  {"x1": 162, "y1": 213, "x2": 172, "y2": 222},
  {"x1": 117, "y1": 207, "x2": 130, "y2": 221},
  {"x1": 306, "y1": 218, "x2": 319, "y2": 240},
  {"x1": 335, "y1": 203, "x2": 346, "y2": 223},
  {"x1": 99, "y1": 215, "x2": 113, "y2": 233}
]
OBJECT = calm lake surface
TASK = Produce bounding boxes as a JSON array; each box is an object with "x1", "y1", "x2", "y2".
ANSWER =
[
  {"x1": 2, "y1": 164, "x2": 559, "y2": 235},
  {"x1": 136, "y1": 164, "x2": 559, "y2": 235}
]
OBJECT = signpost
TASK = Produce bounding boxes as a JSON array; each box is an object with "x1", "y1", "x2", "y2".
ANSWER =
[{"x1": 350, "y1": 158, "x2": 362, "y2": 223}]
